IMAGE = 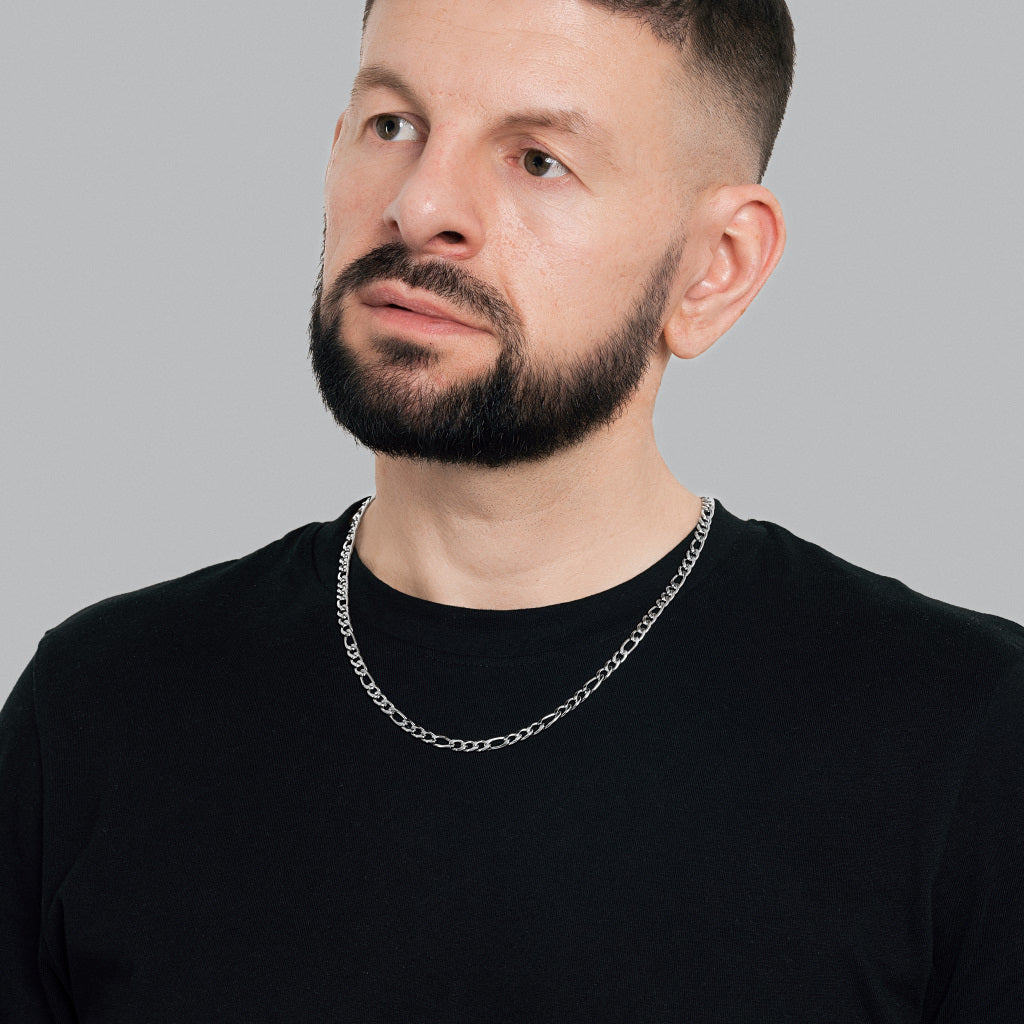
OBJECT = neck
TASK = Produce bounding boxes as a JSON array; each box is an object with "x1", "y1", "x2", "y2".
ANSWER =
[{"x1": 354, "y1": 416, "x2": 702, "y2": 610}]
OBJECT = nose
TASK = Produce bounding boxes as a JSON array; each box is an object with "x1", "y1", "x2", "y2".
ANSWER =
[{"x1": 383, "y1": 136, "x2": 484, "y2": 259}]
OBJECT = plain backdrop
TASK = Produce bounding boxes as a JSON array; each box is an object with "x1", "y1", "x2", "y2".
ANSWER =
[{"x1": 3, "y1": 1, "x2": 1022, "y2": 703}]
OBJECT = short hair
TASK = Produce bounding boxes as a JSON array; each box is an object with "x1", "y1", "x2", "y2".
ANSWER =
[{"x1": 360, "y1": 0, "x2": 795, "y2": 182}]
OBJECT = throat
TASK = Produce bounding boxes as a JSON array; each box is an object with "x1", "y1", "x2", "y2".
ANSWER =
[{"x1": 355, "y1": 463, "x2": 704, "y2": 611}]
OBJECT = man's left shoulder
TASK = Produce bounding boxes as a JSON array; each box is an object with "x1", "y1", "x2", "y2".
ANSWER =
[{"x1": 727, "y1": 508, "x2": 1024, "y2": 699}]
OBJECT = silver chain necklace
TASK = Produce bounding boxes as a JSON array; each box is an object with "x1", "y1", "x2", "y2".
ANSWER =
[{"x1": 335, "y1": 495, "x2": 715, "y2": 752}]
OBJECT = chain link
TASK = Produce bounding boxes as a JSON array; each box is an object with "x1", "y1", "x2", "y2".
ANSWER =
[{"x1": 336, "y1": 496, "x2": 715, "y2": 752}]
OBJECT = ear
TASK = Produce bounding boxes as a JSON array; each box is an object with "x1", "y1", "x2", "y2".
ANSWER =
[
  {"x1": 663, "y1": 184, "x2": 786, "y2": 360},
  {"x1": 326, "y1": 112, "x2": 348, "y2": 187},
  {"x1": 332, "y1": 111, "x2": 346, "y2": 148}
]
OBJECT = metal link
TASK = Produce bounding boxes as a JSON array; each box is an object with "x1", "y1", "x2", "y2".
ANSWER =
[{"x1": 336, "y1": 496, "x2": 715, "y2": 752}]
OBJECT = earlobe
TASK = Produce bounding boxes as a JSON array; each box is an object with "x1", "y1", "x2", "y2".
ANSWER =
[{"x1": 663, "y1": 185, "x2": 786, "y2": 360}]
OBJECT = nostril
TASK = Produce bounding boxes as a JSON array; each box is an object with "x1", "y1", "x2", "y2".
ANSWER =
[{"x1": 438, "y1": 231, "x2": 465, "y2": 245}]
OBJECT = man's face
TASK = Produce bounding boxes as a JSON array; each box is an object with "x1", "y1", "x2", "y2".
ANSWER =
[{"x1": 312, "y1": 0, "x2": 703, "y2": 465}]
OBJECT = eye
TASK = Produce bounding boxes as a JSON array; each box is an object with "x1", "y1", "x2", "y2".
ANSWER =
[
  {"x1": 373, "y1": 114, "x2": 419, "y2": 142},
  {"x1": 522, "y1": 149, "x2": 569, "y2": 179}
]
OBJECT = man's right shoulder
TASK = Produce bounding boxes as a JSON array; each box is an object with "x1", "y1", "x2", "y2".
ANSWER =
[{"x1": 30, "y1": 512, "x2": 349, "y2": 700}]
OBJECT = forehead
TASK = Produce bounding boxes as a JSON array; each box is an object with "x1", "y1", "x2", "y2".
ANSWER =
[
  {"x1": 359, "y1": 0, "x2": 692, "y2": 140},
  {"x1": 364, "y1": 0, "x2": 638, "y2": 57}
]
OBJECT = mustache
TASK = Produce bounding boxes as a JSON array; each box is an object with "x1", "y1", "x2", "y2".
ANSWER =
[{"x1": 320, "y1": 241, "x2": 523, "y2": 341}]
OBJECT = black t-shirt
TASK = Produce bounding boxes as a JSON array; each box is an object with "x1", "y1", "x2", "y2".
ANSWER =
[{"x1": 2, "y1": 501, "x2": 1023, "y2": 1022}]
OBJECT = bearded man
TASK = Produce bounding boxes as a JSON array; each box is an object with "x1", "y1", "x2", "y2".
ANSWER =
[{"x1": 2, "y1": 1, "x2": 1022, "y2": 1021}]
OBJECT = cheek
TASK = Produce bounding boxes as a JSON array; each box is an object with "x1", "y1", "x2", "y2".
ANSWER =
[
  {"x1": 322, "y1": 155, "x2": 392, "y2": 270},
  {"x1": 502, "y1": 210, "x2": 664, "y2": 343}
]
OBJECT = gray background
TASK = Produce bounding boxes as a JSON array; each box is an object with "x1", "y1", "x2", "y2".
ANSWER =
[{"x1": 3, "y1": 1, "x2": 1022, "y2": 703}]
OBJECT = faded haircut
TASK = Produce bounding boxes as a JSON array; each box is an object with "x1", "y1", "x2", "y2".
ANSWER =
[{"x1": 360, "y1": 0, "x2": 795, "y2": 182}]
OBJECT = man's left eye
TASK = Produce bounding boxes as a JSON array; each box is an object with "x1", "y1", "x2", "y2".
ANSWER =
[
  {"x1": 522, "y1": 149, "x2": 569, "y2": 179},
  {"x1": 373, "y1": 115, "x2": 419, "y2": 142}
]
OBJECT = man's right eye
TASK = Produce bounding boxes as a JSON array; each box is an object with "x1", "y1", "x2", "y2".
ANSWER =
[{"x1": 373, "y1": 115, "x2": 419, "y2": 142}]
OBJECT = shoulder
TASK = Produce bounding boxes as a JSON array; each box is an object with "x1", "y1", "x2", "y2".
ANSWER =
[
  {"x1": 731, "y1": 506, "x2": 1022, "y2": 647},
  {"x1": 29, "y1": 512, "x2": 350, "y2": 713},
  {"x1": 715, "y1": 504, "x2": 1024, "y2": 709},
  {"x1": 7, "y1": 510, "x2": 357, "y2": 860}
]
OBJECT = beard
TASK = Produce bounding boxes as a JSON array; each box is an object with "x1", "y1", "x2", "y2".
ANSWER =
[{"x1": 309, "y1": 238, "x2": 681, "y2": 468}]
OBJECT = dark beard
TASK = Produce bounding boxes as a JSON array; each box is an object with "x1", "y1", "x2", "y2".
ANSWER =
[{"x1": 309, "y1": 239, "x2": 679, "y2": 468}]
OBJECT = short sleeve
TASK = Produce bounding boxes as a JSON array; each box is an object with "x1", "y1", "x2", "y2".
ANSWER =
[
  {"x1": 924, "y1": 656, "x2": 1024, "y2": 1022},
  {"x1": 0, "y1": 659, "x2": 72, "y2": 1022}
]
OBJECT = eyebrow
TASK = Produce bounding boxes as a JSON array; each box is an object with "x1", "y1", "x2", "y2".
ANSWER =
[
  {"x1": 350, "y1": 63, "x2": 611, "y2": 153},
  {"x1": 350, "y1": 64, "x2": 425, "y2": 108},
  {"x1": 489, "y1": 108, "x2": 610, "y2": 151}
]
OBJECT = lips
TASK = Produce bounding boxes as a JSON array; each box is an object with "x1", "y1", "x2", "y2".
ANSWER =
[{"x1": 360, "y1": 282, "x2": 486, "y2": 332}]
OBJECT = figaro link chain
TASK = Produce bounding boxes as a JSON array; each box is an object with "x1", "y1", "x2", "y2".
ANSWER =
[{"x1": 335, "y1": 495, "x2": 715, "y2": 752}]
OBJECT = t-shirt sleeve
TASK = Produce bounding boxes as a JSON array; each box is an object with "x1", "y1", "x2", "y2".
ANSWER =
[
  {"x1": 0, "y1": 659, "x2": 73, "y2": 1023},
  {"x1": 924, "y1": 654, "x2": 1024, "y2": 1022}
]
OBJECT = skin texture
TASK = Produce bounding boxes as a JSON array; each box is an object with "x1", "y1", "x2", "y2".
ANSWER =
[
  {"x1": 321, "y1": 0, "x2": 785, "y2": 609},
  {"x1": 310, "y1": 235, "x2": 682, "y2": 466}
]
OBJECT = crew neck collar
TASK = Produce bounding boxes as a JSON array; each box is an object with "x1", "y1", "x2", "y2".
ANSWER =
[{"x1": 314, "y1": 498, "x2": 744, "y2": 657}]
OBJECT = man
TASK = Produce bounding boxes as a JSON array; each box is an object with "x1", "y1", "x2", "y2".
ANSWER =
[{"x1": 2, "y1": 0, "x2": 1022, "y2": 1020}]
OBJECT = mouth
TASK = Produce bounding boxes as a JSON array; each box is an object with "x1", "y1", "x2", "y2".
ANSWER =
[{"x1": 359, "y1": 282, "x2": 488, "y2": 335}]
